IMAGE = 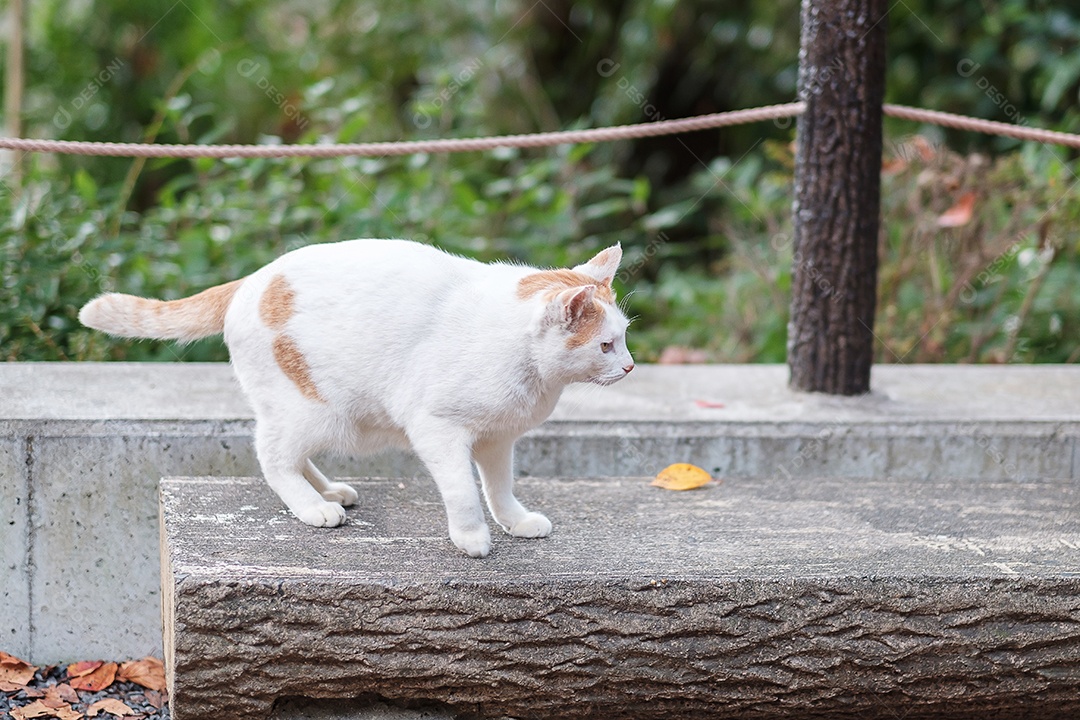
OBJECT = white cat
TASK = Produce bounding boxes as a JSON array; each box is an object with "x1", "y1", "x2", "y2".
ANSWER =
[{"x1": 80, "y1": 240, "x2": 634, "y2": 557}]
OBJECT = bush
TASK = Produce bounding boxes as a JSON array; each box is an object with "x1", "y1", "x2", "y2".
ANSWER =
[{"x1": 2, "y1": 0, "x2": 1079, "y2": 364}]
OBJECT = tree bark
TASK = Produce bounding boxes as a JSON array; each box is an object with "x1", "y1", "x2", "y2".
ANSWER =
[
  {"x1": 3, "y1": 0, "x2": 24, "y2": 190},
  {"x1": 788, "y1": 0, "x2": 887, "y2": 395}
]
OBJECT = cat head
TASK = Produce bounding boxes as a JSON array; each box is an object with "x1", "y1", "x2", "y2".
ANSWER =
[{"x1": 519, "y1": 245, "x2": 635, "y2": 386}]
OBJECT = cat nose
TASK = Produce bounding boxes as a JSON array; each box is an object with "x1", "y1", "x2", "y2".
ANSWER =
[{"x1": 623, "y1": 363, "x2": 635, "y2": 374}]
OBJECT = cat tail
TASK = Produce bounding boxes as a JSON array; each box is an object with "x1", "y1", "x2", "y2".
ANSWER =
[{"x1": 79, "y1": 278, "x2": 245, "y2": 342}]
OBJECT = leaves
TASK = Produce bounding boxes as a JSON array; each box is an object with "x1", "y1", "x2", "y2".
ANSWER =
[
  {"x1": 43, "y1": 683, "x2": 79, "y2": 706},
  {"x1": 652, "y1": 463, "x2": 714, "y2": 491},
  {"x1": 143, "y1": 690, "x2": 167, "y2": 709},
  {"x1": 11, "y1": 699, "x2": 82, "y2": 720},
  {"x1": 0, "y1": 651, "x2": 39, "y2": 689},
  {"x1": 87, "y1": 698, "x2": 136, "y2": 717},
  {"x1": 65, "y1": 661, "x2": 102, "y2": 679},
  {"x1": 67, "y1": 661, "x2": 117, "y2": 692},
  {"x1": 881, "y1": 156, "x2": 908, "y2": 175},
  {"x1": 4, "y1": 656, "x2": 168, "y2": 719},
  {"x1": 937, "y1": 191, "x2": 977, "y2": 228},
  {"x1": 116, "y1": 657, "x2": 167, "y2": 692}
]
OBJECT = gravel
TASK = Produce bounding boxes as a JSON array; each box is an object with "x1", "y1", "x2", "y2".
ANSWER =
[{"x1": 0, "y1": 661, "x2": 168, "y2": 719}]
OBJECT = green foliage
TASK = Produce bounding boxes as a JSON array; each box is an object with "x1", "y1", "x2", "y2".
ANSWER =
[
  {"x1": 1, "y1": 142, "x2": 657, "y2": 360},
  {"x1": 2, "y1": 0, "x2": 1079, "y2": 364}
]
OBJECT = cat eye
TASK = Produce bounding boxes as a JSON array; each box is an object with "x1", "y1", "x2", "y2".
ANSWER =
[{"x1": 600, "y1": 341, "x2": 614, "y2": 353}]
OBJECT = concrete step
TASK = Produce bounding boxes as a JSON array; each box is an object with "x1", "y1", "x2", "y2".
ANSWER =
[
  {"x1": 4, "y1": 363, "x2": 1079, "y2": 663},
  {"x1": 161, "y1": 473, "x2": 1080, "y2": 720}
]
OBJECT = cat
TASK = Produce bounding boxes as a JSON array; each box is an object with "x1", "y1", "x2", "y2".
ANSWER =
[{"x1": 80, "y1": 239, "x2": 634, "y2": 557}]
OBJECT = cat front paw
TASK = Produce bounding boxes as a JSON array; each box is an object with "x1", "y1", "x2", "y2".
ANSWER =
[
  {"x1": 296, "y1": 500, "x2": 346, "y2": 528},
  {"x1": 450, "y1": 525, "x2": 492, "y2": 558},
  {"x1": 509, "y1": 512, "x2": 552, "y2": 538},
  {"x1": 321, "y1": 481, "x2": 359, "y2": 507}
]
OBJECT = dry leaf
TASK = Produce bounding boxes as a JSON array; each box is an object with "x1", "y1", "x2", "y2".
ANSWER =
[
  {"x1": 881, "y1": 156, "x2": 907, "y2": 174},
  {"x1": 911, "y1": 135, "x2": 937, "y2": 162},
  {"x1": 44, "y1": 683, "x2": 79, "y2": 706},
  {"x1": 88, "y1": 698, "x2": 136, "y2": 717},
  {"x1": 652, "y1": 463, "x2": 713, "y2": 491},
  {"x1": 0, "y1": 651, "x2": 38, "y2": 687},
  {"x1": 694, "y1": 399, "x2": 726, "y2": 409},
  {"x1": 143, "y1": 689, "x2": 166, "y2": 710},
  {"x1": 66, "y1": 661, "x2": 102, "y2": 679},
  {"x1": 11, "y1": 699, "x2": 82, "y2": 720},
  {"x1": 68, "y1": 662, "x2": 117, "y2": 692},
  {"x1": 11, "y1": 700, "x2": 53, "y2": 719},
  {"x1": 117, "y1": 657, "x2": 166, "y2": 692},
  {"x1": 937, "y1": 191, "x2": 976, "y2": 228}
]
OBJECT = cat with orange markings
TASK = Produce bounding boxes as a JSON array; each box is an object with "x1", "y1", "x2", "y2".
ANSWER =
[{"x1": 81, "y1": 240, "x2": 634, "y2": 557}]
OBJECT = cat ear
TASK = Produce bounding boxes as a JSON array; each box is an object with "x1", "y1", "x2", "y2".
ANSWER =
[
  {"x1": 544, "y1": 285, "x2": 596, "y2": 328},
  {"x1": 562, "y1": 285, "x2": 596, "y2": 325},
  {"x1": 573, "y1": 244, "x2": 622, "y2": 286}
]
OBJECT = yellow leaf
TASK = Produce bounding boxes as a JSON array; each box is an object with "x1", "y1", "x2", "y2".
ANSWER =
[{"x1": 652, "y1": 463, "x2": 713, "y2": 491}]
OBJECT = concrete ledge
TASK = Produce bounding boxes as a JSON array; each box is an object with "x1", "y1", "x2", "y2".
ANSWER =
[
  {"x1": 3, "y1": 363, "x2": 1079, "y2": 663},
  {"x1": 161, "y1": 474, "x2": 1080, "y2": 720}
]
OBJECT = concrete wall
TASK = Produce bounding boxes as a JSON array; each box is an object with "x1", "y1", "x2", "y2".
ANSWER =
[{"x1": 2, "y1": 363, "x2": 1078, "y2": 663}]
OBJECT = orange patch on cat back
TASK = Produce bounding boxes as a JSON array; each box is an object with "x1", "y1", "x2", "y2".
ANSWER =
[
  {"x1": 516, "y1": 269, "x2": 614, "y2": 304},
  {"x1": 260, "y1": 274, "x2": 295, "y2": 329},
  {"x1": 272, "y1": 335, "x2": 325, "y2": 402}
]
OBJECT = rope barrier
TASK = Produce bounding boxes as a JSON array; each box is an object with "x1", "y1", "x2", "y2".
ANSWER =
[
  {"x1": 0, "y1": 102, "x2": 1077, "y2": 158},
  {"x1": 882, "y1": 104, "x2": 1080, "y2": 150},
  {"x1": 0, "y1": 103, "x2": 804, "y2": 159}
]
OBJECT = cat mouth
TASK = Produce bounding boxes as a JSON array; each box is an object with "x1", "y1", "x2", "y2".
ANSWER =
[{"x1": 590, "y1": 374, "x2": 627, "y2": 386}]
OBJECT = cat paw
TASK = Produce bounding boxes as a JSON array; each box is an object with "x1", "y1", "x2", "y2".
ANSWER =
[
  {"x1": 321, "y1": 481, "x2": 359, "y2": 507},
  {"x1": 450, "y1": 525, "x2": 492, "y2": 558},
  {"x1": 296, "y1": 501, "x2": 346, "y2": 528},
  {"x1": 508, "y1": 512, "x2": 552, "y2": 538}
]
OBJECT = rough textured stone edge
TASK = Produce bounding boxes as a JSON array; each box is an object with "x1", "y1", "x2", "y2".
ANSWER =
[{"x1": 163, "y1": 569, "x2": 1080, "y2": 720}]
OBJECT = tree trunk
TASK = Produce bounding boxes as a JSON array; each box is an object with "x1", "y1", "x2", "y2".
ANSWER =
[
  {"x1": 788, "y1": 0, "x2": 887, "y2": 395},
  {"x1": 3, "y1": 0, "x2": 24, "y2": 190}
]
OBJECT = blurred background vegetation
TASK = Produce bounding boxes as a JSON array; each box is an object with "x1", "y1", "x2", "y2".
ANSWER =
[{"x1": 2, "y1": 0, "x2": 1078, "y2": 363}]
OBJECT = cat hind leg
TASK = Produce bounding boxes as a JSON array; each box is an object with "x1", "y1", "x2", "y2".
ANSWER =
[
  {"x1": 256, "y1": 426, "x2": 346, "y2": 528},
  {"x1": 304, "y1": 460, "x2": 359, "y2": 506}
]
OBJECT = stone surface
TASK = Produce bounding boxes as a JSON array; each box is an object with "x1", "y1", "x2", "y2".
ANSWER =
[
  {"x1": 0, "y1": 436, "x2": 30, "y2": 653},
  {"x1": 3, "y1": 363, "x2": 1079, "y2": 663},
  {"x1": 162, "y1": 474, "x2": 1080, "y2": 720},
  {"x1": 5, "y1": 362, "x2": 1080, "y2": 424},
  {"x1": 270, "y1": 699, "x2": 456, "y2": 720}
]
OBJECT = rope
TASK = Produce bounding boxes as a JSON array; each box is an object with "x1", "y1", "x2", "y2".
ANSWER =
[
  {"x1": 0, "y1": 102, "x2": 1077, "y2": 158},
  {"x1": 882, "y1": 104, "x2": 1080, "y2": 149},
  {"x1": 0, "y1": 103, "x2": 804, "y2": 159}
]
